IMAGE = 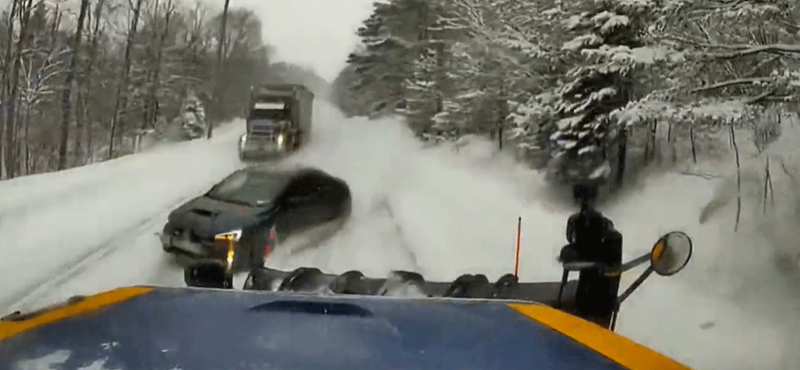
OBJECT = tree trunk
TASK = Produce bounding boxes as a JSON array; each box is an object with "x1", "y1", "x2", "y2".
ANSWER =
[
  {"x1": 57, "y1": 0, "x2": 89, "y2": 170},
  {"x1": 208, "y1": 0, "x2": 230, "y2": 139},
  {"x1": 108, "y1": 0, "x2": 144, "y2": 159},
  {"x1": 5, "y1": 0, "x2": 33, "y2": 178},
  {"x1": 615, "y1": 127, "x2": 628, "y2": 187},
  {"x1": 79, "y1": 0, "x2": 105, "y2": 163},
  {"x1": 730, "y1": 124, "x2": 742, "y2": 231},
  {"x1": 0, "y1": 0, "x2": 19, "y2": 179},
  {"x1": 145, "y1": 0, "x2": 173, "y2": 129}
]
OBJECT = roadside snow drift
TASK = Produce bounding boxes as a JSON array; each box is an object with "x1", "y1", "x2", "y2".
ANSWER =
[
  {"x1": 0, "y1": 122, "x2": 245, "y2": 311},
  {"x1": 0, "y1": 102, "x2": 797, "y2": 369}
]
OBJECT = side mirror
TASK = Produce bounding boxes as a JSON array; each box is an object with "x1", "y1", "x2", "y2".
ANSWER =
[
  {"x1": 650, "y1": 231, "x2": 692, "y2": 276},
  {"x1": 184, "y1": 261, "x2": 233, "y2": 289},
  {"x1": 608, "y1": 231, "x2": 693, "y2": 331}
]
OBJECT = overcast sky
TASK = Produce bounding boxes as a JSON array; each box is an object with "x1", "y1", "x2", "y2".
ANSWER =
[
  {"x1": 220, "y1": 0, "x2": 376, "y2": 81},
  {"x1": 0, "y1": 0, "x2": 372, "y2": 81}
]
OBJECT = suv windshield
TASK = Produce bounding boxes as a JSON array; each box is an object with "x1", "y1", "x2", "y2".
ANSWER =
[{"x1": 206, "y1": 171, "x2": 287, "y2": 207}]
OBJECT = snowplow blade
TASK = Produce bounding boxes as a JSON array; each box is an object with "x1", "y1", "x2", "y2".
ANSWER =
[{"x1": 238, "y1": 266, "x2": 578, "y2": 309}]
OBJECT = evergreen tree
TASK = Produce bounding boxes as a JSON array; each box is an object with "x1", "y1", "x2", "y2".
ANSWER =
[
  {"x1": 348, "y1": 0, "x2": 433, "y2": 117},
  {"x1": 545, "y1": 0, "x2": 655, "y2": 185}
]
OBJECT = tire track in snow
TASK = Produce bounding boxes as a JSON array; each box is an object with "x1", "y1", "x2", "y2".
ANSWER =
[
  {"x1": 3, "y1": 194, "x2": 195, "y2": 312},
  {"x1": 378, "y1": 196, "x2": 422, "y2": 272},
  {"x1": 1, "y1": 123, "x2": 245, "y2": 312},
  {"x1": 276, "y1": 195, "x2": 423, "y2": 276}
]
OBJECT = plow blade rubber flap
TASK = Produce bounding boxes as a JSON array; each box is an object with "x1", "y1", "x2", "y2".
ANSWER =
[
  {"x1": 185, "y1": 262, "x2": 233, "y2": 289},
  {"x1": 242, "y1": 266, "x2": 578, "y2": 308}
]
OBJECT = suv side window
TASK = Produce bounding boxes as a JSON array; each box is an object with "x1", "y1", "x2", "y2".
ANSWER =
[
  {"x1": 282, "y1": 175, "x2": 319, "y2": 203},
  {"x1": 312, "y1": 176, "x2": 334, "y2": 195}
]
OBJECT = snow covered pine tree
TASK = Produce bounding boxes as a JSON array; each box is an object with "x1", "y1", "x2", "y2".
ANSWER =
[{"x1": 545, "y1": 2, "x2": 652, "y2": 186}]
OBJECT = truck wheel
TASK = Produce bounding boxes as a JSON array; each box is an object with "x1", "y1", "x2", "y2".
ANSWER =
[
  {"x1": 161, "y1": 223, "x2": 174, "y2": 251},
  {"x1": 293, "y1": 134, "x2": 302, "y2": 149},
  {"x1": 267, "y1": 226, "x2": 280, "y2": 261},
  {"x1": 249, "y1": 225, "x2": 279, "y2": 269}
]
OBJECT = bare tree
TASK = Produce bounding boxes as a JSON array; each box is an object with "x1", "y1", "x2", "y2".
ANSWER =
[
  {"x1": 4, "y1": 0, "x2": 35, "y2": 178},
  {"x1": 57, "y1": 0, "x2": 90, "y2": 170},
  {"x1": 108, "y1": 0, "x2": 144, "y2": 158},
  {"x1": 0, "y1": 0, "x2": 19, "y2": 178},
  {"x1": 207, "y1": 0, "x2": 229, "y2": 139},
  {"x1": 0, "y1": 0, "x2": 271, "y2": 178},
  {"x1": 77, "y1": 0, "x2": 107, "y2": 163},
  {"x1": 142, "y1": 0, "x2": 175, "y2": 130}
]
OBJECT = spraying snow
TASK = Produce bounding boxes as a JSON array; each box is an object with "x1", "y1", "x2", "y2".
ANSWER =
[
  {"x1": 275, "y1": 103, "x2": 800, "y2": 369},
  {"x1": 0, "y1": 102, "x2": 797, "y2": 369},
  {"x1": 267, "y1": 105, "x2": 565, "y2": 280}
]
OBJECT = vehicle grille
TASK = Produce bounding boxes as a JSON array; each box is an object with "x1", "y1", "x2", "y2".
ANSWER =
[
  {"x1": 250, "y1": 126, "x2": 278, "y2": 138},
  {"x1": 248, "y1": 119, "x2": 281, "y2": 138},
  {"x1": 189, "y1": 230, "x2": 214, "y2": 245},
  {"x1": 171, "y1": 228, "x2": 214, "y2": 246}
]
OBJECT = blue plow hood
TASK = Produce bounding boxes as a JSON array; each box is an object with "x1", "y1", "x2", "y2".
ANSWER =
[{"x1": 0, "y1": 287, "x2": 692, "y2": 370}]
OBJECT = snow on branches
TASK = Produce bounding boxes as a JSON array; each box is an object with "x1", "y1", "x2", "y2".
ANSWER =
[
  {"x1": 339, "y1": 0, "x2": 800, "y2": 187},
  {"x1": 612, "y1": 92, "x2": 756, "y2": 133}
]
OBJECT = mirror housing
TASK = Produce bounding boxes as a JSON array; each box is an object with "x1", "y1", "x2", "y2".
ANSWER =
[
  {"x1": 184, "y1": 261, "x2": 233, "y2": 289},
  {"x1": 605, "y1": 231, "x2": 693, "y2": 331},
  {"x1": 650, "y1": 231, "x2": 692, "y2": 276}
]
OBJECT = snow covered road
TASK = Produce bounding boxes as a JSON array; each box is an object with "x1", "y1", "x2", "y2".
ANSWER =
[
  {"x1": 0, "y1": 122, "x2": 245, "y2": 311},
  {"x1": 0, "y1": 102, "x2": 798, "y2": 369}
]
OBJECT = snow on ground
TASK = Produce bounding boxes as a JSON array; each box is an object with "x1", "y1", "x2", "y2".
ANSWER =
[
  {"x1": 266, "y1": 109, "x2": 561, "y2": 280},
  {"x1": 604, "y1": 172, "x2": 800, "y2": 370},
  {"x1": 1, "y1": 101, "x2": 798, "y2": 369},
  {"x1": 0, "y1": 122, "x2": 245, "y2": 311}
]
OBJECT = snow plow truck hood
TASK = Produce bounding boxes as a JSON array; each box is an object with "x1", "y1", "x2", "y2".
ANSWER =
[{"x1": 0, "y1": 286, "x2": 691, "y2": 370}]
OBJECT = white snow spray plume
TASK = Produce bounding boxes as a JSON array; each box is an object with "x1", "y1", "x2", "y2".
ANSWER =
[
  {"x1": 266, "y1": 102, "x2": 563, "y2": 281},
  {"x1": 693, "y1": 121, "x2": 800, "y2": 369},
  {"x1": 376, "y1": 272, "x2": 428, "y2": 298},
  {"x1": 265, "y1": 101, "x2": 796, "y2": 369},
  {"x1": 12, "y1": 350, "x2": 71, "y2": 370}
]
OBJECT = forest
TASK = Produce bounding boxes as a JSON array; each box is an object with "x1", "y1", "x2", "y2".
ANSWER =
[
  {"x1": 3, "y1": 0, "x2": 799, "y2": 191},
  {"x1": 0, "y1": 0, "x2": 328, "y2": 179},
  {"x1": 331, "y1": 0, "x2": 800, "y2": 188}
]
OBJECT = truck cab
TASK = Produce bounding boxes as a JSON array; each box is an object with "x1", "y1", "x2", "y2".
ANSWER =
[{"x1": 239, "y1": 84, "x2": 313, "y2": 161}]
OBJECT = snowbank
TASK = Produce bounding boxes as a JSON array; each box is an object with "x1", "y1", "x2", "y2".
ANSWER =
[
  {"x1": 0, "y1": 121, "x2": 245, "y2": 311},
  {"x1": 605, "y1": 172, "x2": 799, "y2": 369},
  {"x1": 700, "y1": 118, "x2": 800, "y2": 269}
]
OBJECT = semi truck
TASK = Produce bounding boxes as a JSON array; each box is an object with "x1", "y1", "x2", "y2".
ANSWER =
[{"x1": 238, "y1": 84, "x2": 314, "y2": 160}]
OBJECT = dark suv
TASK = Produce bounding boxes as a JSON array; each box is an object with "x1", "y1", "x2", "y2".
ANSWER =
[{"x1": 161, "y1": 166, "x2": 351, "y2": 271}]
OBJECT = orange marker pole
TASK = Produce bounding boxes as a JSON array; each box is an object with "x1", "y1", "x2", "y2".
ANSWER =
[{"x1": 514, "y1": 217, "x2": 522, "y2": 277}]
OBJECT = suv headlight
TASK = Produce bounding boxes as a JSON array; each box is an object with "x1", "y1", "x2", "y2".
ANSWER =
[
  {"x1": 277, "y1": 133, "x2": 285, "y2": 147},
  {"x1": 214, "y1": 229, "x2": 242, "y2": 242},
  {"x1": 214, "y1": 229, "x2": 242, "y2": 270}
]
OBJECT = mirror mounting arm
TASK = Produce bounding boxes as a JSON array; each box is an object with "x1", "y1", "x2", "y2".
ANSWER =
[
  {"x1": 615, "y1": 266, "x2": 654, "y2": 309},
  {"x1": 619, "y1": 253, "x2": 651, "y2": 273}
]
